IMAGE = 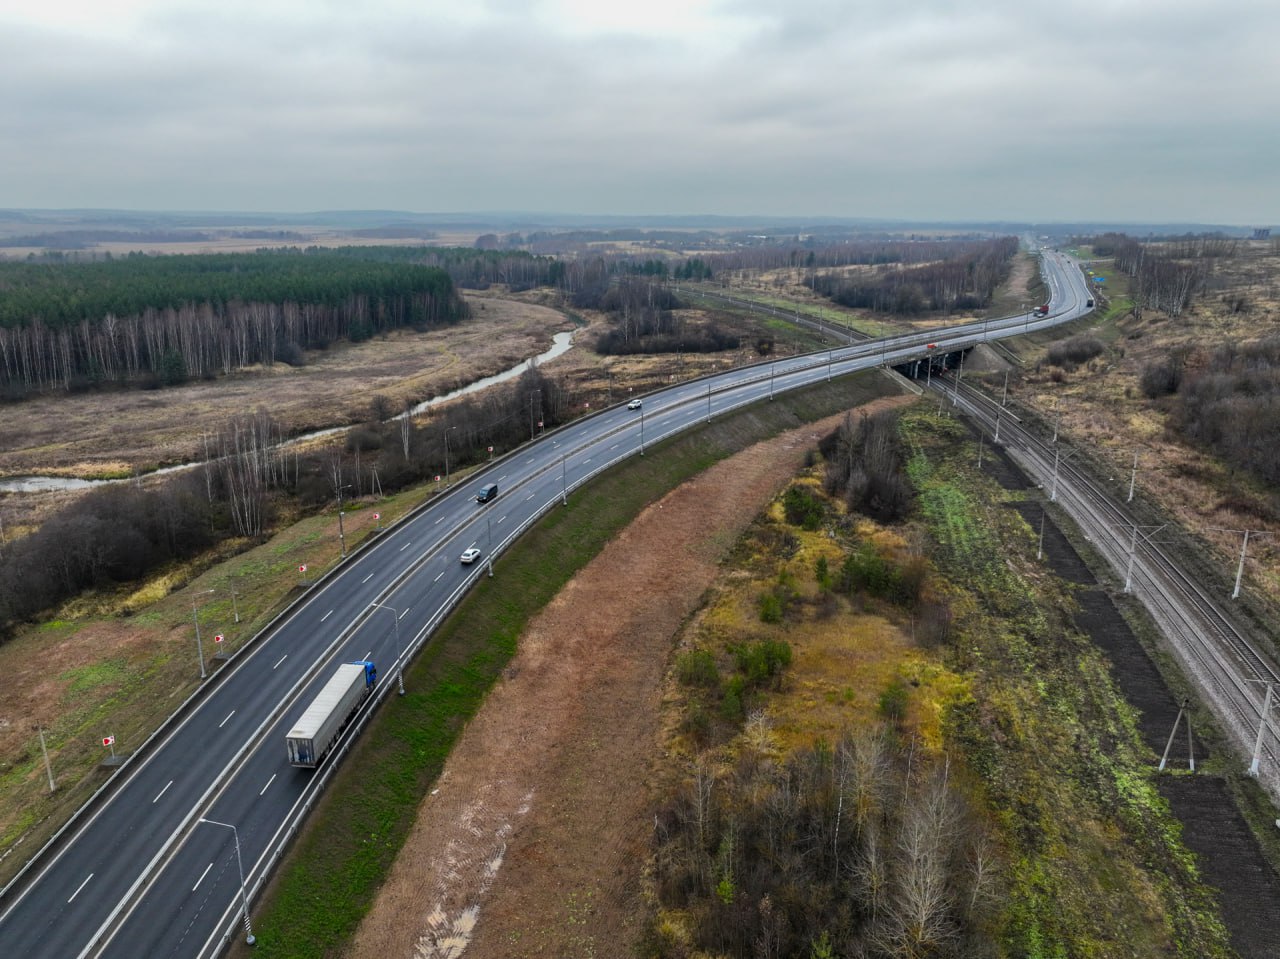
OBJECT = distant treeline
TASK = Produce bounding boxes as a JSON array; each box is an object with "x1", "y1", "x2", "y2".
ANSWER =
[
  {"x1": 1142, "y1": 336, "x2": 1280, "y2": 496},
  {"x1": 694, "y1": 235, "x2": 1017, "y2": 277},
  {"x1": 810, "y1": 237, "x2": 1019, "y2": 315},
  {"x1": 0, "y1": 251, "x2": 468, "y2": 395},
  {"x1": 1090, "y1": 232, "x2": 1237, "y2": 318}
]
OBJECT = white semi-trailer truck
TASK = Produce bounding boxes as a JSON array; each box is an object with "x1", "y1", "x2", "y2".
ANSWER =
[{"x1": 286, "y1": 661, "x2": 378, "y2": 767}]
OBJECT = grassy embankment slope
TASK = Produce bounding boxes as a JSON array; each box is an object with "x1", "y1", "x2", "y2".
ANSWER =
[
  {"x1": 232, "y1": 374, "x2": 902, "y2": 958},
  {"x1": 648, "y1": 404, "x2": 1232, "y2": 957}
]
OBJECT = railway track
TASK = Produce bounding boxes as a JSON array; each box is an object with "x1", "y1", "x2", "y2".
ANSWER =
[{"x1": 936, "y1": 374, "x2": 1280, "y2": 795}]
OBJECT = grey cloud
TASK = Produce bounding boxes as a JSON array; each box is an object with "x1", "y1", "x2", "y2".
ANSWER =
[{"x1": 0, "y1": 1, "x2": 1277, "y2": 221}]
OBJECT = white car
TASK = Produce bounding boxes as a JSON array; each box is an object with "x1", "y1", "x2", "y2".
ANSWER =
[
  {"x1": 460, "y1": 547, "x2": 481, "y2": 564},
  {"x1": 627, "y1": 398, "x2": 642, "y2": 410}
]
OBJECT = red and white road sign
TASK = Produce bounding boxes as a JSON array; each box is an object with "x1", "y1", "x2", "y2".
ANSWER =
[
  {"x1": 435, "y1": 475, "x2": 441, "y2": 482},
  {"x1": 487, "y1": 445, "x2": 493, "y2": 452},
  {"x1": 298, "y1": 564, "x2": 307, "y2": 574},
  {"x1": 213, "y1": 633, "x2": 224, "y2": 644},
  {"x1": 373, "y1": 512, "x2": 380, "y2": 520},
  {"x1": 103, "y1": 736, "x2": 114, "y2": 747}
]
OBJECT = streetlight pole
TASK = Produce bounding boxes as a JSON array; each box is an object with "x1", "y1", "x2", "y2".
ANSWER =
[
  {"x1": 443, "y1": 425, "x2": 457, "y2": 488},
  {"x1": 198, "y1": 818, "x2": 255, "y2": 946},
  {"x1": 191, "y1": 588, "x2": 215, "y2": 680},
  {"x1": 561, "y1": 452, "x2": 568, "y2": 506},
  {"x1": 335, "y1": 484, "x2": 351, "y2": 559},
  {"x1": 34, "y1": 725, "x2": 55, "y2": 792},
  {"x1": 770, "y1": 360, "x2": 776, "y2": 400},
  {"x1": 486, "y1": 514, "x2": 494, "y2": 578},
  {"x1": 529, "y1": 390, "x2": 541, "y2": 442},
  {"x1": 639, "y1": 404, "x2": 645, "y2": 455},
  {"x1": 369, "y1": 601, "x2": 404, "y2": 695}
]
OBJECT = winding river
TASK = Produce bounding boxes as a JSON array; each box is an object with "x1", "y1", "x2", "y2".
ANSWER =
[{"x1": 0, "y1": 330, "x2": 575, "y2": 494}]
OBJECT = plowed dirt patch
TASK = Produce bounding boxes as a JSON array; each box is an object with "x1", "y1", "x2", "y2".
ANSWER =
[{"x1": 346, "y1": 396, "x2": 914, "y2": 959}]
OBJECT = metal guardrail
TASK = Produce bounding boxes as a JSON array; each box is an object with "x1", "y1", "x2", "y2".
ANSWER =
[{"x1": 16, "y1": 253, "x2": 1090, "y2": 954}]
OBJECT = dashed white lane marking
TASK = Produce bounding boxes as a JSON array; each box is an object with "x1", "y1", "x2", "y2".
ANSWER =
[
  {"x1": 152, "y1": 781, "x2": 173, "y2": 804},
  {"x1": 218, "y1": 710, "x2": 235, "y2": 728},
  {"x1": 68, "y1": 873, "x2": 93, "y2": 903},
  {"x1": 260, "y1": 773, "x2": 276, "y2": 796},
  {"x1": 274, "y1": 654, "x2": 288, "y2": 669},
  {"x1": 320, "y1": 610, "x2": 333, "y2": 622},
  {"x1": 192, "y1": 863, "x2": 212, "y2": 892}
]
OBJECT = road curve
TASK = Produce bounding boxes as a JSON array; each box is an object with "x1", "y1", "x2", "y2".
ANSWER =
[{"x1": 0, "y1": 249, "x2": 1093, "y2": 959}]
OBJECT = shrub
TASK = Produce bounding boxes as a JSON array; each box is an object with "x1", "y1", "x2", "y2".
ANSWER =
[
  {"x1": 346, "y1": 427, "x2": 383, "y2": 452},
  {"x1": 732, "y1": 639, "x2": 792, "y2": 689},
  {"x1": 274, "y1": 340, "x2": 306, "y2": 366},
  {"x1": 759, "y1": 593, "x2": 783, "y2": 623},
  {"x1": 1046, "y1": 335, "x2": 1104, "y2": 369},
  {"x1": 676, "y1": 649, "x2": 720, "y2": 688},
  {"x1": 814, "y1": 555, "x2": 832, "y2": 592},
  {"x1": 720, "y1": 675, "x2": 746, "y2": 722},
  {"x1": 782, "y1": 486, "x2": 824, "y2": 530},
  {"x1": 878, "y1": 679, "x2": 909, "y2": 721},
  {"x1": 1140, "y1": 359, "x2": 1182, "y2": 398}
]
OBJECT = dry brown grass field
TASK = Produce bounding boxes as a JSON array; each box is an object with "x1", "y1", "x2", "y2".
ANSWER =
[
  {"x1": 1012, "y1": 242, "x2": 1280, "y2": 604},
  {"x1": 7, "y1": 236, "x2": 1279, "y2": 931},
  {"x1": 0, "y1": 279, "x2": 821, "y2": 889}
]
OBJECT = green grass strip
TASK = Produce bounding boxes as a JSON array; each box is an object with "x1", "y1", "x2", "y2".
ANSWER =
[{"x1": 244, "y1": 372, "x2": 900, "y2": 957}]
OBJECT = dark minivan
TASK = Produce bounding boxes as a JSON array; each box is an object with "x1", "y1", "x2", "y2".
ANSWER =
[{"x1": 476, "y1": 483, "x2": 498, "y2": 504}]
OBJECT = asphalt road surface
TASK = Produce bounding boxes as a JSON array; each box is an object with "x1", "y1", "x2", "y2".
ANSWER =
[{"x1": 0, "y1": 250, "x2": 1093, "y2": 958}]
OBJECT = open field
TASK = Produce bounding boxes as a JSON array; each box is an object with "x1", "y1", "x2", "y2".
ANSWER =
[
  {"x1": 0, "y1": 293, "x2": 570, "y2": 480},
  {"x1": 986, "y1": 242, "x2": 1280, "y2": 610}
]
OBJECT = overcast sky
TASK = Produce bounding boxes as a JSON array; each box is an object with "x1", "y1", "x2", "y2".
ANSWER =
[{"x1": 1, "y1": 0, "x2": 1276, "y2": 224}]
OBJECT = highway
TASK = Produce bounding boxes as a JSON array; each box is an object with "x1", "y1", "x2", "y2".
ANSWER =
[{"x1": 0, "y1": 250, "x2": 1093, "y2": 958}]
